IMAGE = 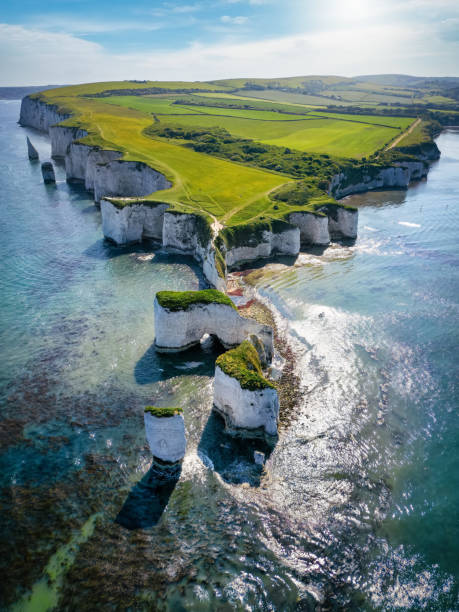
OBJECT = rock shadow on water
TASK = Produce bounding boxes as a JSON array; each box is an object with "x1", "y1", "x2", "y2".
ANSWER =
[
  {"x1": 115, "y1": 462, "x2": 181, "y2": 530},
  {"x1": 230, "y1": 253, "x2": 298, "y2": 273},
  {"x1": 83, "y1": 240, "x2": 208, "y2": 282},
  {"x1": 197, "y1": 411, "x2": 275, "y2": 487},
  {"x1": 135, "y1": 339, "x2": 226, "y2": 385}
]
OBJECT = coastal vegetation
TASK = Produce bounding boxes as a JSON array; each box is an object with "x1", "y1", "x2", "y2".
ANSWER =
[
  {"x1": 144, "y1": 406, "x2": 183, "y2": 418},
  {"x1": 155, "y1": 289, "x2": 236, "y2": 312},
  {"x1": 215, "y1": 340, "x2": 275, "y2": 391}
]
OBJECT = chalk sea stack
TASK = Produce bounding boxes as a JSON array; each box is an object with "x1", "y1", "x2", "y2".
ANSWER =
[
  {"x1": 41, "y1": 162, "x2": 56, "y2": 184},
  {"x1": 154, "y1": 289, "x2": 273, "y2": 358},
  {"x1": 213, "y1": 340, "x2": 279, "y2": 437},
  {"x1": 144, "y1": 406, "x2": 186, "y2": 464},
  {"x1": 26, "y1": 136, "x2": 39, "y2": 160}
]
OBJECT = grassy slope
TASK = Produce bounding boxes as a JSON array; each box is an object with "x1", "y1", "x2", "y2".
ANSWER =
[
  {"x1": 35, "y1": 78, "x2": 426, "y2": 228},
  {"x1": 40, "y1": 87, "x2": 287, "y2": 221}
]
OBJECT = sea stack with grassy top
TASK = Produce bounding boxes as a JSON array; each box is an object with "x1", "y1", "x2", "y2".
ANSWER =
[
  {"x1": 213, "y1": 340, "x2": 279, "y2": 437},
  {"x1": 144, "y1": 406, "x2": 186, "y2": 464},
  {"x1": 154, "y1": 289, "x2": 273, "y2": 359}
]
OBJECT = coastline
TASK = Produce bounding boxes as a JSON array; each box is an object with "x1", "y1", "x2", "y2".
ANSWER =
[
  {"x1": 18, "y1": 94, "x2": 441, "y2": 293},
  {"x1": 17, "y1": 95, "x2": 445, "y2": 430},
  {"x1": 3, "y1": 95, "x2": 459, "y2": 611}
]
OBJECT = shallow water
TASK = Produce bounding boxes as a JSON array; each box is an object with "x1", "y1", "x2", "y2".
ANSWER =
[{"x1": 0, "y1": 100, "x2": 458, "y2": 610}]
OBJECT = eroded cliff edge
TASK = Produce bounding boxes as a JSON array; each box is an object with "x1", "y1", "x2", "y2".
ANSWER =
[{"x1": 20, "y1": 94, "x2": 440, "y2": 290}]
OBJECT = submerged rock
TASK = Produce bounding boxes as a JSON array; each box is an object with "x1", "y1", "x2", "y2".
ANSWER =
[
  {"x1": 144, "y1": 406, "x2": 186, "y2": 464},
  {"x1": 41, "y1": 162, "x2": 56, "y2": 184},
  {"x1": 26, "y1": 137, "x2": 39, "y2": 160}
]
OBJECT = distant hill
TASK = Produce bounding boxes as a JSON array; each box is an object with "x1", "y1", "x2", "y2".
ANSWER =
[
  {"x1": 0, "y1": 85, "x2": 65, "y2": 100},
  {"x1": 355, "y1": 74, "x2": 459, "y2": 89}
]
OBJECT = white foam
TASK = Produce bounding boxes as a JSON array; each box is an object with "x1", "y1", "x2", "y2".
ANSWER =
[{"x1": 398, "y1": 221, "x2": 421, "y2": 228}]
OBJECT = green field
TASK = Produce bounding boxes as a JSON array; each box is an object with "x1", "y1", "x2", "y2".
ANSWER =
[
  {"x1": 34, "y1": 76, "x2": 445, "y2": 232},
  {"x1": 103, "y1": 94, "x2": 413, "y2": 158},
  {"x1": 152, "y1": 112, "x2": 406, "y2": 158}
]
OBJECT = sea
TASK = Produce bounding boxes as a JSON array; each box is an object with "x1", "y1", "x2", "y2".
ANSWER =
[{"x1": 0, "y1": 99, "x2": 458, "y2": 611}]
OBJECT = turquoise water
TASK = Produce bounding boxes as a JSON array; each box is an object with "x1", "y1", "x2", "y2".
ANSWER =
[{"x1": 0, "y1": 99, "x2": 458, "y2": 610}]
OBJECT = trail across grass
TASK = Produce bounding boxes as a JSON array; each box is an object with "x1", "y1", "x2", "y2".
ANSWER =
[{"x1": 35, "y1": 79, "x2": 425, "y2": 229}]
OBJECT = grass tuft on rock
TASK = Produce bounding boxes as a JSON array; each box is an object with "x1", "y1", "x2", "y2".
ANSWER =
[
  {"x1": 216, "y1": 340, "x2": 275, "y2": 391},
  {"x1": 156, "y1": 289, "x2": 236, "y2": 311},
  {"x1": 144, "y1": 406, "x2": 183, "y2": 418}
]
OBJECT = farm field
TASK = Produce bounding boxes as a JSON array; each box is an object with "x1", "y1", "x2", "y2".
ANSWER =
[
  {"x1": 152, "y1": 112, "x2": 406, "y2": 158},
  {"x1": 103, "y1": 95, "x2": 413, "y2": 157},
  {"x1": 105, "y1": 95, "x2": 314, "y2": 121},
  {"x1": 33, "y1": 76, "x2": 442, "y2": 230},
  {"x1": 239, "y1": 89, "x2": 351, "y2": 107}
]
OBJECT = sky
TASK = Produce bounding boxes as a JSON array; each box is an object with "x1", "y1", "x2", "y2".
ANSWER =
[{"x1": 1, "y1": 0, "x2": 458, "y2": 85}]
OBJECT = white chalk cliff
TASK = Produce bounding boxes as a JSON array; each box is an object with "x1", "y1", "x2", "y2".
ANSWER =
[
  {"x1": 19, "y1": 96, "x2": 69, "y2": 132},
  {"x1": 30, "y1": 95, "x2": 451, "y2": 285},
  {"x1": 222, "y1": 225, "x2": 300, "y2": 269},
  {"x1": 50, "y1": 125, "x2": 88, "y2": 159},
  {"x1": 101, "y1": 200, "x2": 169, "y2": 244},
  {"x1": 154, "y1": 299, "x2": 273, "y2": 359},
  {"x1": 287, "y1": 211, "x2": 330, "y2": 246},
  {"x1": 329, "y1": 161, "x2": 428, "y2": 199},
  {"x1": 94, "y1": 160, "x2": 171, "y2": 204},
  {"x1": 144, "y1": 412, "x2": 186, "y2": 463},
  {"x1": 213, "y1": 366, "x2": 279, "y2": 437}
]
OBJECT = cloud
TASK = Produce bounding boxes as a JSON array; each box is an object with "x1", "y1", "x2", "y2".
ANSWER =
[
  {"x1": 27, "y1": 16, "x2": 164, "y2": 34},
  {"x1": 148, "y1": 2, "x2": 203, "y2": 17},
  {"x1": 220, "y1": 15, "x2": 249, "y2": 24},
  {"x1": 0, "y1": 20, "x2": 458, "y2": 86}
]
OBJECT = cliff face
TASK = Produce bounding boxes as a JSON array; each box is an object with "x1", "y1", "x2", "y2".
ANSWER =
[
  {"x1": 287, "y1": 211, "x2": 330, "y2": 246},
  {"x1": 65, "y1": 142, "x2": 92, "y2": 181},
  {"x1": 19, "y1": 95, "x2": 69, "y2": 132},
  {"x1": 223, "y1": 226, "x2": 300, "y2": 269},
  {"x1": 154, "y1": 299, "x2": 273, "y2": 358},
  {"x1": 101, "y1": 200, "x2": 168, "y2": 244},
  {"x1": 330, "y1": 161, "x2": 429, "y2": 199},
  {"x1": 213, "y1": 366, "x2": 279, "y2": 436},
  {"x1": 94, "y1": 160, "x2": 171, "y2": 203},
  {"x1": 85, "y1": 150, "x2": 121, "y2": 192},
  {"x1": 323, "y1": 206, "x2": 359, "y2": 239},
  {"x1": 49, "y1": 125, "x2": 88, "y2": 158}
]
